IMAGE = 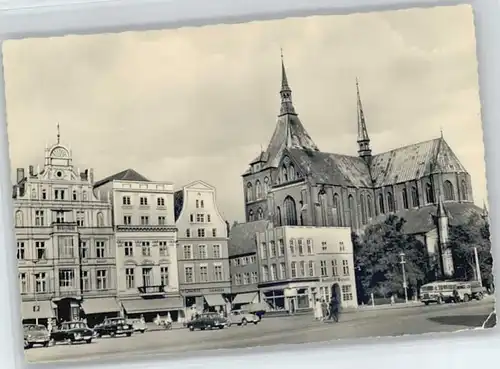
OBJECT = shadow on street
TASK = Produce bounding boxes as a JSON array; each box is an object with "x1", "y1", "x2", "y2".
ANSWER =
[{"x1": 428, "y1": 313, "x2": 496, "y2": 329}]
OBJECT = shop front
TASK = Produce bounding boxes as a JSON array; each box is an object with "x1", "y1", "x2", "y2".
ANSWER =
[
  {"x1": 21, "y1": 300, "x2": 56, "y2": 326},
  {"x1": 259, "y1": 281, "x2": 314, "y2": 313},
  {"x1": 81, "y1": 297, "x2": 121, "y2": 327},
  {"x1": 181, "y1": 286, "x2": 231, "y2": 315},
  {"x1": 310, "y1": 277, "x2": 357, "y2": 309},
  {"x1": 120, "y1": 295, "x2": 184, "y2": 322}
]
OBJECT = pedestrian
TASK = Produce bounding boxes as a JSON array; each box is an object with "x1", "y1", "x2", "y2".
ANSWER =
[
  {"x1": 328, "y1": 295, "x2": 340, "y2": 322},
  {"x1": 315, "y1": 298, "x2": 323, "y2": 320},
  {"x1": 321, "y1": 299, "x2": 328, "y2": 321},
  {"x1": 390, "y1": 295, "x2": 395, "y2": 305}
]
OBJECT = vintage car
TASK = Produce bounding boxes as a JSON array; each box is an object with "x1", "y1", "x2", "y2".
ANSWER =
[
  {"x1": 227, "y1": 310, "x2": 260, "y2": 327},
  {"x1": 50, "y1": 321, "x2": 94, "y2": 344},
  {"x1": 187, "y1": 313, "x2": 227, "y2": 331},
  {"x1": 93, "y1": 317, "x2": 134, "y2": 337},
  {"x1": 23, "y1": 324, "x2": 51, "y2": 348},
  {"x1": 126, "y1": 318, "x2": 147, "y2": 334}
]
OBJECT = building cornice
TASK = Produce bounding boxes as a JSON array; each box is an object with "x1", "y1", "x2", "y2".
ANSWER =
[{"x1": 116, "y1": 225, "x2": 177, "y2": 232}]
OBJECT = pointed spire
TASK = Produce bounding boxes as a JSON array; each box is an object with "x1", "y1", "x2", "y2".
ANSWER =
[
  {"x1": 356, "y1": 78, "x2": 372, "y2": 160},
  {"x1": 56, "y1": 123, "x2": 61, "y2": 144},
  {"x1": 482, "y1": 200, "x2": 489, "y2": 219},
  {"x1": 279, "y1": 49, "x2": 296, "y2": 116}
]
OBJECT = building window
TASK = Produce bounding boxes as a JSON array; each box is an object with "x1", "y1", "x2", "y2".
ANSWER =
[
  {"x1": 79, "y1": 241, "x2": 88, "y2": 259},
  {"x1": 257, "y1": 208, "x2": 264, "y2": 220},
  {"x1": 159, "y1": 241, "x2": 168, "y2": 256},
  {"x1": 378, "y1": 193, "x2": 385, "y2": 214},
  {"x1": 123, "y1": 215, "x2": 132, "y2": 225},
  {"x1": 332, "y1": 193, "x2": 341, "y2": 226},
  {"x1": 291, "y1": 262, "x2": 297, "y2": 278},
  {"x1": 17, "y1": 241, "x2": 25, "y2": 260},
  {"x1": 184, "y1": 266, "x2": 194, "y2": 283},
  {"x1": 55, "y1": 210, "x2": 65, "y2": 223},
  {"x1": 206, "y1": 214, "x2": 211, "y2": 223},
  {"x1": 96, "y1": 241, "x2": 106, "y2": 258},
  {"x1": 411, "y1": 186, "x2": 420, "y2": 207},
  {"x1": 58, "y1": 269, "x2": 75, "y2": 288},
  {"x1": 308, "y1": 261, "x2": 315, "y2": 277},
  {"x1": 54, "y1": 189, "x2": 66, "y2": 200},
  {"x1": 190, "y1": 214, "x2": 194, "y2": 222},
  {"x1": 42, "y1": 189, "x2": 47, "y2": 200},
  {"x1": 157, "y1": 197, "x2": 165, "y2": 206},
  {"x1": 76, "y1": 211, "x2": 85, "y2": 227},
  {"x1": 196, "y1": 214, "x2": 205, "y2": 223},
  {"x1": 248, "y1": 209, "x2": 254, "y2": 222},
  {"x1": 347, "y1": 195, "x2": 356, "y2": 227},
  {"x1": 275, "y1": 206, "x2": 282, "y2": 226},
  {"x1": 96, "y1": 270, "x2": 108, "y2": 290},
  {"x1": 269, "y1": 264, "x2": 276, "y2": 280},
  {"x1": 15, "y1": 211, "x2": 23, "y2": 227},
  {"x1": 251, "y1": 272, "x2": 258, "y2": 283},
  {"x1": 243, "y1": 273, "x2": 251, "y2": 284},
  {"x1": 280, "y1": 262, "x2": 286, "y2": 279},
  {"x1": 125, "y1": 268, "x2": 135, "y2": 289},
  {"x1": 283, "y1": 196, "x2": 298, "y2": 226},
  {"x1": 58, "y1": 237, "x2": 74, "y2": 258},
  {"x1": 255, "y1": 180, "x2": 262, "y2": 199},
  {"x1": 158, "y1": 216, "x2": 166, "y2": 225},
  {"x1": 387, "y1": 192, "x2": 395, "y2": 212},
  {"x1": 141, "y1": 241, "x2": 151, "y2": 257},
  {"x1": 122, "y1": 196, "x2": 131, "y2": 205},
  {"x1": 35, "y1": 272, "x2": 47, "y2": 293},
  {"x1": 460, "y1": 180, "x2": 468, "y2": 200},
  {"x1": 250, "y1": 255, "x2": 257, "y2": 263},
  {"x1": 214, "y1": 264, "x2": 223, "y2": 281},
  {"x1": 321, "y1": 241, "x2": 327, "y2": 251},
  {"x1": 140, "y1": 197, "x2": 148, "y2": 206},
  {"x1": 235, "y1": 274, "x2": 242, "y2": 285},
  {"x1": 342, "y1": 285, "x2": 353, "y2": 301},
  {"x1": 140, "y1": 216, "x2": 149, "y2": 225},
  {"x1": 332, "y1": 260, "x2": 338, "y2": 276},
  {"x1": 425, "y1": 183, "x2": 435, "y2": 204},
  {"x1": 197, "y1": 228, "x2": 205, "y2": 238},
  {"x1": 35, "y1": 210, "x2": 45, "y2": 226},
  {"x1": 297, "y1": 239, "x2": 304, "y2": 255},
  {"x1": 366, "y1": 195, "x2": 373, "y2": 219},
  {"x1": 82, "y1": 191, "x2": 87, "y2": 201},
  {"x1": 320, "y1": 261, "x2": 327, "y2": 277},
  {"x1": 35, "y1": 241, "x2": 46, "y2": 259},
  {"x1": 443, "y1": 180, "x2": 455, "y2": 201},
  {"x1": 342, "y1": 260, "x2": 350, "y2": 276},
  {"x1": 97, "y1": 212, "x2": 104, "y2": 227},
  {"x1": 19, "y1": 273, "x2": 27, "y2": 294},
  {"x1": 402, "y1": 188, "x2": 409, "y2": 209},
  {"x1": 213, "y1": 244, "x2": 221, "y2": 258},
  {"x1": 142, "y1": 267, "x2": 153, "y2": 286},
  {"x1": 73, "y1": 191, "x2": 77, "y2": 201},
  {"x1": 289, "y1": 239, "x2": 295, "y2": 255},
  {"x1": 270, "y1": 241, "x2": 277, "y2": 258},
  {"x1": 82, "y1": 271, "x2": 90, "y2": 291},
  {"x1": 124, "y1": 241, "x2": 133, "y2": 257},
  {"x1": 306, "y1": 239, "x2": 313, "y2": 254},
  {"x1": 183, "y1": 245, "x2": 192, "y2": 259},
  {"x1": 246, "y1": 182, "x2": 253, "y2": 202},
  {"x1": 339, "y1": 241, "x2": 346, "y2": 252},
  {"x1": 299, "y1": 261, "x2": 305, "y2": 277},
  {"x1": 278, "y1": 239, "x2": 285, "y2": 256},
  {"x1": 199, "y1": 265, "x2": 208, "y2": 282},
  {"x1": 360, "y1": 194, "x2": 367, "y2": 225},
  {"x1": 260, "y1": 242, "x2": 267, "y2": 259},
  {"x1": 160, "y1": 267, "x2": 169, "y2": 286},
  {"x1": 200, "y1": 200, "x2": 204, "y2": 208},
  {"x1": 212, "y1": 228, "x2": 217, "y2": 237},
  {"x1": 262, "y1": 265, "x2": 269, "y2": 281},
  {"x1": 186, "y1": 229, "x2": 191, "y2": 238},
  {"x1": 198, "y1": 244, "x2": 207, "y2": 259}
]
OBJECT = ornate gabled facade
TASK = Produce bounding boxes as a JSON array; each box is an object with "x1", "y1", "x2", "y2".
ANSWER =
[
  {"x1": 14, "y1": 129, "x2": 115, "y2": 325},
  {"x1": 242, "y1": 56, "x2": 482, "y2": 278}
]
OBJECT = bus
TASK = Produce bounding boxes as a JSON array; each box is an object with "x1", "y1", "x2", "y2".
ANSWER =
[{"x1": 420, "y1": 281, "x2": 472, "y2": 305}]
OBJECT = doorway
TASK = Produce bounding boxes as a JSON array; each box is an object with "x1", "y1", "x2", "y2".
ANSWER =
[
  {"x1": 331, "y1": 283, "x2": 341, "y2": 303},
  {"x1": 55, "y1": 298, "x2": 80, "y2": 323}
]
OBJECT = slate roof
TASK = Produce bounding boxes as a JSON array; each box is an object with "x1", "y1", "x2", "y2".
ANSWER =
[
  {"x1": 367, "y1": 202, "x2": 483, "y2": 235},
  {"x1": 94, "y1": 168, "x2": 150, "y2": 188},
  {"x1": 228, "y1": 220, "x2": 270, "y2": 257},
  {"x1": 173, "y1": 190, "x2": 184, "y2": 221}
]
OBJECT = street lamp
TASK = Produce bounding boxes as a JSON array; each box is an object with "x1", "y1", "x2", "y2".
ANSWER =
[
  {"x1": 32, "y1": 259, "x2": 40, "y2": 325},
  {"x1": 399, "y1": 252, "x2": 408, "y2": 304}
]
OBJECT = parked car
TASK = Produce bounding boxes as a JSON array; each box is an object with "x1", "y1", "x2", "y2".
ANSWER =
[
  {"x1": 23, "y1": 324, "x2": 51, "y2": 348},
  {"x1": 50, "y1": 321, "x2": 94, "y2": 344},
  {"x1": 227, "y1": 310, "x2": 260, "y2": 327},
  {"x1": 127, "y1": 319, "x2": 147, "y2": 334},
  {"x1": 93, "y1": 317, "x2": 134, "y2": 337},
  {"x1": 469, "y1": 280, "x2": 487, "y2": 300},
  {"x1": 187, "y1": 313, "x2": 227, "y2": 331}
]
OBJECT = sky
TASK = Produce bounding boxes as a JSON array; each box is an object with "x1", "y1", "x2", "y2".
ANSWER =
[{"x1": 2, "y1": 4, "x2": 487, "y2": 223}]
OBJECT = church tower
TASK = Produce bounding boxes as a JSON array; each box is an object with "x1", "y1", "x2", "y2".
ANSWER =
[
  {"x1": 356, "y1": 78, "x2": 372, "y2": 162},
  {"x1": 436, "y1": 193, "x2": 454, "y2": 278}
]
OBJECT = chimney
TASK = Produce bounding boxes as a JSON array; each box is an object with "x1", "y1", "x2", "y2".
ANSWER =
[
  {"x1": 16, "y1": 168, "x2": 25, "y2": 183},
  {"x1": 89, "y1": 168, "x2": 94, "y2": 184},
  {"x1": 29, "y1": 165, "x2": 34, "y2": 177},
  {"x1": 83, "y1": 169, "x2": 89, "y2": 181}
]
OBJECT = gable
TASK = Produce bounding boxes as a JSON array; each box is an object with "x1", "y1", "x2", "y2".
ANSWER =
[{"x1": 183, "y1": 180, "x2": 214, "y2": 192}]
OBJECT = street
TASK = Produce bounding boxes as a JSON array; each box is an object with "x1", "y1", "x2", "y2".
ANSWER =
[{"x1": 26, "y1": 299, "x2": 495, "y2": 364}]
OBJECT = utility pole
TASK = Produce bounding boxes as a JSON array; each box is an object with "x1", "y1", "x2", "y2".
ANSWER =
[
  {"x1": 474, "y1": 246, "x2": 482, "y2": 287},
  {"x1": 399, "y1": 252, "x2": 408, "y2": 304}
]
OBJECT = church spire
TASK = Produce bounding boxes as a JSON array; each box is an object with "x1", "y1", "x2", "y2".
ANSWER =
[
  {"x1": 279, "y1": 49, "x2": 297, "y2": 116},
  {"x1": 356, "y1": 78, "x2": 372, "y2": 160},
  {"x1": 56, "y1": 123, "x2": 61, "y2": 144}
]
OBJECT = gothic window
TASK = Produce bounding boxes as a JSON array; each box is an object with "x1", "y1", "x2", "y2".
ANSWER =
[
  {"x1": 411, "y1": 186, "x2": 420, "y2": 207},
  {"x1": 387, "y1": 192, "x2": 394, "y2": 212},
  {"x1": 15, "y1": 211, "x2": 23, "y2": 227},
  {"x1": 360, "y1": 194, "x2": 367, "y2": 225},
  {"x1": 263, "y1": 177, "x2": 269, "y2": 195},
  {"x1": 282, "y1": 166, "x2": 288, "y2": 183},
  {"x1": 460, "y1": 180, "x2": 468, "y2": 201},
  {"x1": 257, "y1": 208, "x2": 264, "y2": 220},
  {"x1": 332, "y1": 193, "x2": 341, "y2": 226},
  {"x1": 378, "y1": 193, "x2": 385, "y2": 214},
  {"x1": 319, "y1": 192, "x2": 328, "y2": 227},
  {"x1": 366, "y1": 195, "x2": 373, "y2": 219},
  {"x1": 31, "y1": 188, "x2": 37, "y2": 199},
  {"x1": 348, "y1": 195, "x2": 356, "y2": 228},
  {"x1": 246, "y1": 182, "x2": 253, "y2": 202},
  {"x1": 276, "y1": 206, "x2": 282, "y2": 226},
  {"x1": 97, "y1": 212, "x2": 104, "y2": 227},
  {"x1": 42, "y1": 189, "x2": 47, "y2": 200},
  {"x1": 402, "y1": 188, "x2": 409, "y2": 209},
  {"x1": 289, "y1": 164, "x2": 296, "y2": 181},
  {"x1": 255, "y1": 180, "x2": 262, "y2": 200},
  {"x1": 425, "y1": 183, "x2": 435, "y2": 204},
  {"x1": 248, "y1": 209, "x2": 255, "y2": 222},
  {"x1": 283, "y1": 196, "x2": 298, "y2": 226},
  {"x1": 443, "y1": 180, "x2": 454, "y2": 201}
]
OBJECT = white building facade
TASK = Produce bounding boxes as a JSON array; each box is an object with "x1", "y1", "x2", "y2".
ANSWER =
[
  {"x1": 174, "y1": 181, "x2": 231, "y2": 314},
  {"x1": 94, "y1": 170, "x2": 183, "y2": 322},
  {"x1": 255, "y1": 226, "x2": 358, "y2": 312},
  {"x1": 14, "y1": 137, "x2": 116, "y2": 326}
]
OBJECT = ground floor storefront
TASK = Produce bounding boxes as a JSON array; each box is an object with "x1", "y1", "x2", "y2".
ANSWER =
[
  {"x1": 181, "y1": 285, "x2": 231, "y2": 317},
  {"x1": 120, "y1": 295, "x2": 184, "y2": 322}
]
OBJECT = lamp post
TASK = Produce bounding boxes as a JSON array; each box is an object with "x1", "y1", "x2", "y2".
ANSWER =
[
  {"x1": 474, "y1": 246, "x2": 482, "y2": 287},
  {"x1": 399, "y1": 252, "x2": 408, "y2": 304},
  {"x1": 32, "y1": 259, "x2": 40, "y2": 325}
]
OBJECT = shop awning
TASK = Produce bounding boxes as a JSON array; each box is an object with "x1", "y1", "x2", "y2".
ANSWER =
[
  {"x1": 244, "y1": 302, "x2": 270, "y2": 313},
  {"x1": 21, "y1": 301, "x2": 55, "y2": 320},
  {"x1": 82, "y1": 298, "x2": 121, "y2": 315},
  {"x1": 203, "y1": 294, "x2": 226, "y2": 307},
  {"x1": 121, "y1": 297, "x2": 183, "y2": 314},
  {"x1": 232, "y1": 292, "x2": 258, "y2": 305}
]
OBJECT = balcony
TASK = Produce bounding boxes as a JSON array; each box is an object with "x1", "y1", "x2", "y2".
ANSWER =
[
  {"x1": 52, "y1": 222, "x2": 78, "y2": 232},
  {"x1": 137, "y1": 285, "x2": 166, "y2": 296}
]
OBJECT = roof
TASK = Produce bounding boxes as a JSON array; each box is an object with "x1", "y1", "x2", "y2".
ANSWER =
[
  {"x1": 174, "y1": 190, "x2": 184, "y2": 221},
  {"x1": 368, "y1": 202, "x2": 483, "y2": 235},
  {"x1": 228, "y1": 220, "x2": 270, "y2": 257},
  {"x1": 94, "y1": 169, "x2": 150, "y2": 188}
]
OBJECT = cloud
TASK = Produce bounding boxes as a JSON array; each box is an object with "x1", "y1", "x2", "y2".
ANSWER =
[{"x1": 2, "y1": 4, "x2": 486, "y2": 223}]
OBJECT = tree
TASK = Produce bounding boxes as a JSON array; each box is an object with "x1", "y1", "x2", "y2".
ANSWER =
[
  {"x1": 353, "y1": 215, "x2": 429, "y2": 302},
  {"x1": 449, "y1": 213, "x2": 493, "y2": 287}
]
